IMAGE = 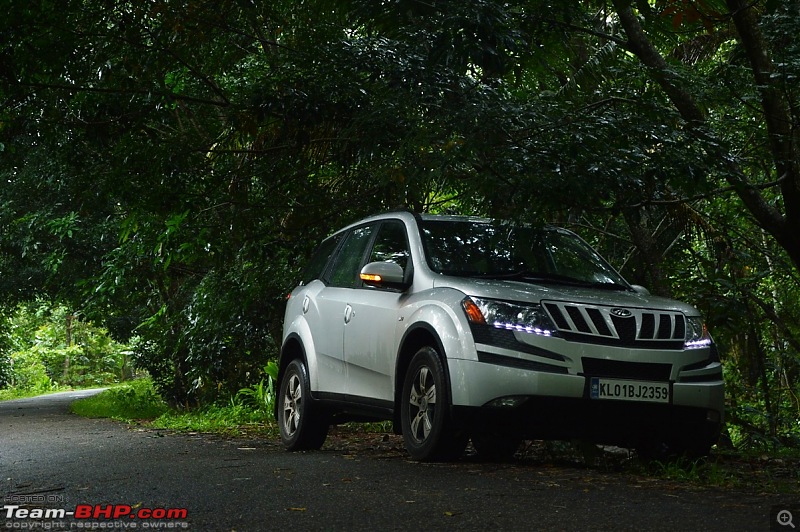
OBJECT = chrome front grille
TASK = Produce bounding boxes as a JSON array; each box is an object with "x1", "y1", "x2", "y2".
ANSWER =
[{"x1": 542, "y1": 301, "x2": 686, "y2": 349}]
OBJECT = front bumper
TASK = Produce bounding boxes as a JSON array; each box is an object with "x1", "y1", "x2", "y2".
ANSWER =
[
  {"x1": 448, "y1": 357, "x2": 724, "y2": 410},
  {"x1": 446, "y1": 356, "x2": 724, "y2": 448}
]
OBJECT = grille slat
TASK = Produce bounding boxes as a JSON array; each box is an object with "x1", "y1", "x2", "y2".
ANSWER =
[
  {"x1": 544, "y1": 303, "x2": 571, "y2": 331},
  {"x1": 586, "y1": 308, "x2": 612, "y2": 337},
  {"x1": 640, "y1": 313, "x2": 655, "y2": 339},
  {"x1": 674, "y1": 314, "x2": 686, "y2": 340},
  {"x1": 565, "y1": 306, "x2": 592, "y2": 333},
  {"x1": 657, "y1": 314, "x2": 672, "y2": 340},
  {"x1": 542, "y1": 301, "x2": 686, "y2": 350}
]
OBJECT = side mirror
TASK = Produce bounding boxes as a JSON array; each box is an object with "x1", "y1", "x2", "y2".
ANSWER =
[
  {"x1": 360, "y1": 261, "x2": 407, "y2": 288},
  {"x1": 631, "y1": 284, "x2": 650, "y2": 296}
]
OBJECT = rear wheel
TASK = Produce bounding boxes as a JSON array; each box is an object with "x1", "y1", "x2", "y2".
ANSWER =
[
  {"x1": 401, "y1": 346, "x2": 467, "y2": 461},
  {"x1": 278, "y1": 359, "x2": 329, "y2": 451}
]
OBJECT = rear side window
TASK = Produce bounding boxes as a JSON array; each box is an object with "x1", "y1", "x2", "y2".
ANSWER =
[{"x1": 300, "y1": 233, "x2": 343, "y2": 285}]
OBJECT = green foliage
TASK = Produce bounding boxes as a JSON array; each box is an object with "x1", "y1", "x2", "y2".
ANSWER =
[
  {"x1": 70, "y1": 378, "x2": 168, "y2": 421},
  {"x1": 1, "y1": 0, "x2": 799, "y2": 451},
  {"x1": 3, "y1": 301, "x2": 133, "y2": 391},
  {"x1": 69, "y1": 368, "x2": 276, "y2": 434},
  {"x1": 235, "y1": 362, "x2": 279, "y2": 414},
  {"x1": 152, "y1": 399, "x2": 275, "y2": 436},
  {"x1": 643, "y1": 455, "x2": 738, "y2": 488},
  {"x1": 0, "y1": 312, "x2": 13, "y2": 388},
  {"x1": 7, "y1": 349, "x2": 55, "y2": 393},
  {"x1": 0, "y1": 354, "x2": 11, "y2": 389}
]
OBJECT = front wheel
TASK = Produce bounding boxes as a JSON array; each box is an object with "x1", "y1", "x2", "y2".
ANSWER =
[
  {"x1": 401, "y1": 347, "x2": 467, "y2": 461},
  {"x1": 277, "y1": 359, "x2": 329, "y2": 451}
]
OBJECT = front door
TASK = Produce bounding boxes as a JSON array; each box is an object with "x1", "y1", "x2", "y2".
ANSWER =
[{"x1": 344, "y1": 220, "x2": 411, "y2": 403}]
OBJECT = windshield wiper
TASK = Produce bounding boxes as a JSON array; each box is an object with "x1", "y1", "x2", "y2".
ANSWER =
[{"x1": 475, "y1": 270, "x2": 582, "y2": 284}]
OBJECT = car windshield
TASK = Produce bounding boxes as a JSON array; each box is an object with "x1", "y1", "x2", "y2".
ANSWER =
[{"x1": 419, "y1": 219, "x2": 629, "y2": 289}]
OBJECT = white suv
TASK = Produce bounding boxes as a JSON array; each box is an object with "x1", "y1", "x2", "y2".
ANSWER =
[{"x1": 277, "y1": 211, "x2": 724, "y2": 460}]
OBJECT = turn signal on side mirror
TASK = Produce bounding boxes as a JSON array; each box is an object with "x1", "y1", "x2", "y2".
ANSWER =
[{"x1": 360, "y1": 273, "x2": 383, "y2": 283}]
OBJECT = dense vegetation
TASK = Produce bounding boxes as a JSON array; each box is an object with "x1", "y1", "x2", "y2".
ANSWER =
[
  {"x1": 1, "y1": 1, "x2": 798, "y2": 450},
  {"x1": 0, "y1": 302, "x2": 131, "y2": 395}
]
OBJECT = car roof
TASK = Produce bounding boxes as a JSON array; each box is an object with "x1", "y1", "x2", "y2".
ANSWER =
[
  {"x1": 418, "y1": 213, "x2": 491, "y2": 223},
  {"x1": 328, "y1": 211, "x2": 567, "y2": 241}
]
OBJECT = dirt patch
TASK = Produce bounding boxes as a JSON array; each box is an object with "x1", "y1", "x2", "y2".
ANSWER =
[{"x1": 321, "y1": 424, "x2": 800, "y2": 495}]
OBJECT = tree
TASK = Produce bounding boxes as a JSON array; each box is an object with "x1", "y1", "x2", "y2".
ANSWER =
[
  {"x1": 608, "y1": 0, "x2": 800, "y2": 271},
  {"x1": 508, "y1": 0, "x2": 800, "y2": 444},
  {"x1": 1, "y1": 0, "x2": 798, "y2": 445},
  {"x1": 0, "y1": 0, "x2": 534, "y2": 403}
]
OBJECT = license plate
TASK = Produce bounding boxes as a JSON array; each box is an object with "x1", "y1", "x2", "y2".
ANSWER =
[{"x1": 590, "y1": 378, "x2": 670, "y2": 403}]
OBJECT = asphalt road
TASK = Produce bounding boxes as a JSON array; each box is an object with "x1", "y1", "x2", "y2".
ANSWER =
[{"x1": 0, "y1": 390, "x2": 793, "y2": 531}]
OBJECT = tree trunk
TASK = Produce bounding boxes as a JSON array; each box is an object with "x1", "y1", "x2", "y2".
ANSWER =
[
  {"x1": 64, "y1": 314, "x2": 73, "y2": 381},
  {"x1": 611, "y1": 0, "x2": 800, "y2": 273}
]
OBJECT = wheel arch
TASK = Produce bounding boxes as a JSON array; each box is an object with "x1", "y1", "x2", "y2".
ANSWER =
[
  {"x1": 393, "y1": 323, "x2": 452, "y2": 433},
  {"x1": 275, "y1": 333, "x2": 308, "y2": 420}
]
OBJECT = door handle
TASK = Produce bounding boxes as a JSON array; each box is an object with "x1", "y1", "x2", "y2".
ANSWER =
[{"x1": 344, "y1": 304, "x2": 354, "y2": 324}]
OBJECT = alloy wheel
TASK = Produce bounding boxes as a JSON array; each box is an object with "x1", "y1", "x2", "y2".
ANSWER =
[{"x1": 407, "y1": 365, "x2": 437, "y2": 444}]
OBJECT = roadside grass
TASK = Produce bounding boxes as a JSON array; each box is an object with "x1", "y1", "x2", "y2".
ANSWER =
[
  {"x1": 1, "y1": 388, "x2": 42, "y2": 401},
  {"x1": 0, "y1": 384, "x2": 68, "y2": 402},
  {"x1": 152, "y1": 402, "x2": 277, "y2": 437},
  {"x1": 635, "y1": 453, "x2": 745, "y2": 490},
  {"x1": 649, "y1": 451, "x2": 800, "y2": 494},
  {"x1": 70, "y1": 378, "x2": 169, "y2": 421},
  {"x1": 520, "y1": 440, "x2": 800, "y2": 494},
  {"x1": 69, "y1": 376, "x2": 279, "y2": 438}
]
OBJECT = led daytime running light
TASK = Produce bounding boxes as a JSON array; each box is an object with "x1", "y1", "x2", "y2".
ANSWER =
[
  {"x1": 463, "y1": 297, "x2": 556, "y2": 337},
  {"x1": 685, "y1": 317, "x2": 712, "y2": 349}
]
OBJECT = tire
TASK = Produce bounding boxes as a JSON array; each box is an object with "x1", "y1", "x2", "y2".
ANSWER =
[
  {"x1": 277, "y1": 359, "x2": 329, "y2": 451},
  {"x1": 471, "y1": 432, "x2": 522, "y2": 462},
  {"x1": 401, "y1": 346, "x2": 467, "y2": 461}
]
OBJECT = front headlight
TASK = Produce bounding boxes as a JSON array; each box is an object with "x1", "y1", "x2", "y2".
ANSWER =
[
  {"x1": 685, "y1": 316, "x2": 712, "y2": 349},
  {"x1": 462, "y1": 296, "x2": 557, "y2": 337}
]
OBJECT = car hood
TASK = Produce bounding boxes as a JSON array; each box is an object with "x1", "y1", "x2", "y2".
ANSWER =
[{"x1": 436, "y1": 277, "x2": 700, "y2": 316}]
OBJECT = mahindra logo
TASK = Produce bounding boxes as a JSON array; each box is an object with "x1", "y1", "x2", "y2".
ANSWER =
[{"x1": 610, "y1": 308, "x2": 633, "y2": 318}]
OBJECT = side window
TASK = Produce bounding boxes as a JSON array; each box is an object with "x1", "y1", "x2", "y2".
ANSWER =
[
  {"x1": 300, "y1": 233, "x2": 343, "y2": 285},
  {"x1": 328, "y1": 225, "x2": 375, "y2": 288},
  {"x1": 368, "y1": 221, "x2": 410, "y2": 271}
]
